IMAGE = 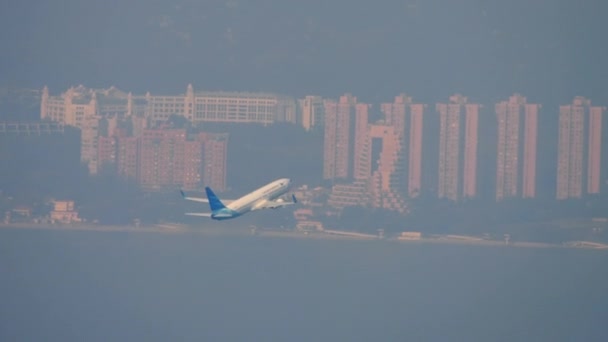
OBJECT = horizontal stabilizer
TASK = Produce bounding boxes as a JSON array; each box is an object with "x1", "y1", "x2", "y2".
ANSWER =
[
  {"x1": 180, "y1": 189, "x2": 234, "y2": 204},
  {"x1": 185, "y1": 213, "x2": 212, "y2": 217}
]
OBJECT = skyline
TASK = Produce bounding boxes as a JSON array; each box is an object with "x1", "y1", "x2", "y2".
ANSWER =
[
  {"x1": 4, "y1": 83, "x2": 604, "y2": 206},
  {"x1": 31, "y1": 84, "x2": 608, "y2": 108},
  {"x1": 4, "y1": 84, "x2": 606, "y2": 125},
  {"x1": 2, "y1": 2, "x2": 608, "y2": 341}
]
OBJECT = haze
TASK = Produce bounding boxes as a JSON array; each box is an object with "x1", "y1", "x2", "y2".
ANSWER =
[
  {"x1": 2, "y1": 1, "x2": 608, "y2": 341},
  {"x1": 1, "y1": 0, "x2": 607, "y2": 103}
]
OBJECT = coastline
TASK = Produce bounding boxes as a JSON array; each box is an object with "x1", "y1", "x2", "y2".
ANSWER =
[{"x1": 1, "y1": 222, "x2": 607, "y2": 250}]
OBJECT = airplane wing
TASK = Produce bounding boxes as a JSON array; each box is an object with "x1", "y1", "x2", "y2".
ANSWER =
[
  {"x1": 251, "y1": 195, "x2": 298, "y2": 211},
  {"x1": 180, "y1": 190, "x2": 234, "y2": 204}
]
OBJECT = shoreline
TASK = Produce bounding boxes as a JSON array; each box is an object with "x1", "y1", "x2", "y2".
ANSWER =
[{"x1": 1, "y1": 222, "x2": 607, "y2": 251}]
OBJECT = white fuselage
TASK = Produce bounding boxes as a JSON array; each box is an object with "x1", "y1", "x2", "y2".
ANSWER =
[{"x1": 226, "y1": 178, "x2": 291, "y2": 215}]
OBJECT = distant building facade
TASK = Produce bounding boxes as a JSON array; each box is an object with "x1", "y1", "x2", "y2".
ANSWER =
[
  {"x1": 327, "y1": 181, "x2": 369, "y2": 210},
  {"x1": 123, "y1": 129, "x2": 228, "y2": 192},
  {"x1": 116, "y1": 136, "x2": 139, "y2": 181},
  {"x1": 78, "y1": 127, "x2": 229, "y2": 192},
  {"x1": 436, "y1": 94, "x2": 481, "y2": 201},
  {"x1": 50, "y1": 200, "x2": 81, "y2": 224},
  {"x1": 495, "y1": 94, "x2": 541, "y2": 201},
  {"x1": 40, "y1": 84, "x2": 292, "y2": 178},
  {"x1": 80, "y1": 116, "x2": 100, "y2": 174},
  {"x1": 138, "y1": 129, "x2": 191, "y2": 190},
  {"x1": 323, "y1": 94, "x2": 369, "y2": 181},
  {"x1": 41, "y1": 84, "x2": 296, "y2": 128},
  {"x1": 366, "y1": 124, "x2": 408, "y2": 212},
  {"x1": 298, "y1": 96, "x2": 325, "y2": 131},
  {"x1": 381, "y1": 94, "x2": 427, "y2": 198},
  {"x1": 556, "y1": 97, "x2": 605, "y2": 199},
  {"x1": 198, "y1": 132, "x2": 229, "y2": 192}
]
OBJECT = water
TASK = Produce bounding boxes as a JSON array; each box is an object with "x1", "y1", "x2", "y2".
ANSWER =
[{"x1": 1, "y1": 228, "x2": 607, "y2": 341}]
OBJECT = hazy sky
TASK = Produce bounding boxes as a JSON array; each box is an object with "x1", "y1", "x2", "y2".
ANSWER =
[
  {"x1": 1, "y1": 0, "x2": 607, "y2": 104},
  {"x1": 2, "y1": 4, "x2": 608, "y2": 340}
]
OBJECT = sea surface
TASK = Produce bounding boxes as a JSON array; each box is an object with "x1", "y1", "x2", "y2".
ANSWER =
[{"x1": 1, "y1": 227, "x2": 607, "y2": 342}]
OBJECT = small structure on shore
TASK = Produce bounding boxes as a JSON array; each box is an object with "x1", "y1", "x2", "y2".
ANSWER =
[{"x1": 50, "y1": 200, "x2": 81, "y2": 224}]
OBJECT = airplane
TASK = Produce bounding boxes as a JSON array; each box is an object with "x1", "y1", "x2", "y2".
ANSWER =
[{"x1": 179, "y1": 178, "x2": 298, "y2": 220}]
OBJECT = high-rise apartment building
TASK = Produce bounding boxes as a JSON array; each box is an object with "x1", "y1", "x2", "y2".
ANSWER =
[
  {"x1": 298, "y1": 96, "x2": 325, "y2": 131},
  {"x1": 353, "y1": 103, "x2": 371, "y2": 181},
  {"x1": 556, "y1": 97, "x2": 605, "y2": 199},
  {"x1": 436, "y1": 94, "x2": 481, "y2": 201},
  {"x1": 323, "y1": 94, "x2": 369, "y2": 181},
  {"x1": 138, "y1": 129, "x2": 190, "y2": 190},
  {"x1": 198, "y1": 132, "x2": 229, "y2": 192},
  {"x1": 182, "y1": 140, "x2": 203, "y2": 191},
  {"x1": 80, "y1": 116, "x2": 100, "y2": 175},
  {"x1": 116, "y1": 136, "x2": 139, "y2": 181},
  {"x1": 323, "y1": 96, "x2": 348, "y2": 180},
  {"x1": 495, "y1": 94, "x2": 540, "y2": 201},
  {"x1": 97, "y1": 135, "x2": 117, "y2": 172},
  {"x1": 381, "y1": 94, "x2": 426, "y2": 198},
  {"x1": 127, "y1": 129, "x2": 229, "y2": 192}
]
